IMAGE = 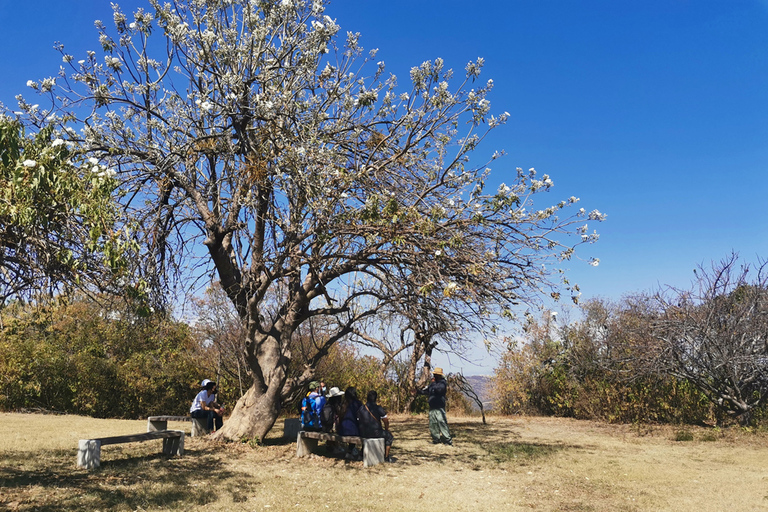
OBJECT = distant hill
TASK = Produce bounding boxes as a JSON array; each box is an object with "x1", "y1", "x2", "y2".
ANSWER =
[{"x1": 461, "y1": 375, "x2": 493, "y2": 411}]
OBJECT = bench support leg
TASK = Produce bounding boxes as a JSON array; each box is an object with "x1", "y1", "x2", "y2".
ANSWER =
[
  {"x1": 77, "y1": 440, "x2": 101, "y2": 470},
  {"x1": 283, "y1": 418, "x2": 301, "y2": 441},
  {"x1": 362, "y1": 438, "x2": 385, "y2": 468},
  {"x1": 147, "y1": 419, "x2": 168, "y2": 432},
  {"x1": 296, "y1": 432, "x2": 318, "y2": 457},
  {"x1": 162, "y1": 433, "x2": 185, "y2": 456},
  {"x1": 191, "y1": 418, "x2": 209, "y2": 437}
]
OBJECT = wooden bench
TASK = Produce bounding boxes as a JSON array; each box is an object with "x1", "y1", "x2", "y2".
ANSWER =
[
  {"x1": 296, "y1": 430, "x2": 384, "y2": 467},
  {"x1": 147, "y1": 415, "x2": 208, "y2": 436},
  {"x1": 77, "y1": 430, "x2": 185, "y2": 470}
]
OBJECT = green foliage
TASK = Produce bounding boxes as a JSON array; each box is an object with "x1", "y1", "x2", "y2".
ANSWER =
[
  {"x1": 0, "y1": 297, "x2": 200, "y2": 418},
  {"x1": 0, "y1": 116, "x2": 135, "y2": 302}
]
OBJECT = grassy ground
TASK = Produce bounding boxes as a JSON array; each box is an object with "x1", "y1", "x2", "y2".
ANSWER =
[{"x1": 2, "y1": 412, "x2": 768, "y2": 511}]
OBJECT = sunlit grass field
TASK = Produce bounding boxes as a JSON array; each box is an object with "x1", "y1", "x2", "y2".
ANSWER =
[{"x1": 2, "y1": 411, "x2": 768, "y2": 511}]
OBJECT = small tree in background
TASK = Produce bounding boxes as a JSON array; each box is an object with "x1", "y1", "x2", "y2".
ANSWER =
[{"x1": 649, "y1": 255, "x2": 768, "y2": 425}]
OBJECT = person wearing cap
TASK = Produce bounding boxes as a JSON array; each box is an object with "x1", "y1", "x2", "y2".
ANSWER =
[
  {"x1": 190, "y1": 379, "x2": 225, "y2": 432},
  {"x1": 321, "y1": 386, "x2": 344, "y2": 434},
  {"x1": 417, "y1": 367, "x2": 453, "y2": 445},
  {"x1": 300, "y1": 380, "x2": 326, "y2": 430}
]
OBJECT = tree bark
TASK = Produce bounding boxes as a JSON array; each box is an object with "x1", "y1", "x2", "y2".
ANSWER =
[{"x1": 213, "y1": 381, "x2": 283, "y2": 442}]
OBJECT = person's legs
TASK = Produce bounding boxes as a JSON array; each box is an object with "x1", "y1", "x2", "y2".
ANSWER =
[
  {"x1": 428, "y1": 409, "x2": 442, "y2": 443},
  {"x1": 213, "y1": 411, "x2": 223, "y2": 430},
  {"x1": 436, "y1": 408, "x2": 452, "y2": 444},
  {"x1": 384, "y1": 430, "x2": 394, "y2": 460}
]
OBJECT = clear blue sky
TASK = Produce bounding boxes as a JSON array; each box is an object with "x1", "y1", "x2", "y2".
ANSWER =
[{"x1": 2, "y1": 1, "x2": 767, "y2": 373}]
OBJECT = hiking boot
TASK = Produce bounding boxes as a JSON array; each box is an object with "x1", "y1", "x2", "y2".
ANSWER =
[
  {"x1": 444, "y1": 439, "x2": 453, "y2": 446},
  {"x1": 384, "y1": 456, "x2": 394, "y2": 463}
]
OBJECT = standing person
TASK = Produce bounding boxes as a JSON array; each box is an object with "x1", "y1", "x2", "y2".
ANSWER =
[
  {"x1": 190, "y1": 379, "x2": 225, "y2": 432},
  {"x1": 418, "y1": 367, "x2": 452, "y2": 445},
  {"x1": 357, "y1": 390, "x2": 394, "y2": 462}
]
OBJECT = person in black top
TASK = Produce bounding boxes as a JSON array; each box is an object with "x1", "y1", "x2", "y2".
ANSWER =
[
  {"x1": 417, "y1": 367, "x2": 452, "y2": 445},
  {"x1": 357, "y1": 390, "x2": 394, "y2": 462}
]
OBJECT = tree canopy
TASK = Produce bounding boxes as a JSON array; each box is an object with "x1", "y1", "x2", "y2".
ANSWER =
[
  {"x1": 0, "y1": 116, "x2": 132, "y2": 304},
  {"x1": 13, "y1": 0, "x2": 604, "y2": 440}
]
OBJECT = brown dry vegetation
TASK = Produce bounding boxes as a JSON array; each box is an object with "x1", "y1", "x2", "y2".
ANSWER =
[{"x1": 2, "y1": 412, "x2": 768, "y2": 511}]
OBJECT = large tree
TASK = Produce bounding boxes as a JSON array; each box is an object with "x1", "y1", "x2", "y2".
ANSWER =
[{"x1": 16, "y1": 0, "x2": 604, "y2": 440}]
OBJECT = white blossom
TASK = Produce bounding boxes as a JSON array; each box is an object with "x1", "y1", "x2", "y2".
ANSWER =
[
  {"x1": 588, "y1": 209, "x2": 607, "y2": 221},
  {"x1": 22, "y1": 159, "x2": 37, "y2": 168}
]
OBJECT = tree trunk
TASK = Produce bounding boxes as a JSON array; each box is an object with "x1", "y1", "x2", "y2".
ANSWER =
[
  {"x1": 213, "y1": 379, "x2": 283, "y2": 442},
  {"x1": 213, "y1": 327, "x2": 290, "y2": 442}
]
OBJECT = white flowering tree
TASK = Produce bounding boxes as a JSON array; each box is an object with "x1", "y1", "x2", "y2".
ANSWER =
[
  {"x1": 17, "y1": 0, "x2": 604, "y2": 440},
  {"x1": 0, "y1": 116, "x2": 130, "y2": 304}
]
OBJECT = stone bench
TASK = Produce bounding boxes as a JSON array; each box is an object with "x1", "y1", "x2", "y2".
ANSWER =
[
  {"x1": 77, "y1": 430, "x2": 185, "y2": 470},
  {"x1": 147, "y1": 415, "x2": 208, "y2": 436},
  {"x1": 296, "y1": 430, "x2": 384, "y2": 468}
]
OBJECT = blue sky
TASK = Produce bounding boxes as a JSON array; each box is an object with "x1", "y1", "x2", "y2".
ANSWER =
[{"x1": 2, "y1": 1, "x2": 767, "y2": 374}]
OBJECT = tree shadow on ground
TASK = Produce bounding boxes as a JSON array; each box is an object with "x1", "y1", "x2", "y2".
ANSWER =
[
  {"x1": 387, "y1": 417, "x2": 583, "y2": 468},
  {"x1": 0, "y1": 444, "x2": 254, "y2": 512}
]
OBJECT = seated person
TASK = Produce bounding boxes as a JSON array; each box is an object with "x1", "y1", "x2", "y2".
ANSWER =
[
  {"x1": 190, "y1": 379, "x2": 225, "y2": 431},
  {"x1": 301, "y1": 381, "x2": 326, "y2": 431},
  {"x1": 322, "y1": 386, "x2": 344, "y2": 434},
  {"x1": 357, "y1": 390, "x2": 394, "y2": 462},
  {"x1": 338, "y1": 387, "x2": 362, "y2": 437}
]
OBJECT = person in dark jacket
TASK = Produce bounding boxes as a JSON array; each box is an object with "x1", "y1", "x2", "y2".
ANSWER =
[
  {"x1": 417, "y1": 367, "x2": 452, "y2": 445},
  {"x1": 357, "y1": 390, "x2": 394, "y2": 462},
  {"x1": 338, "y1": 387, "x2": 361, "y2": 436},
  {"x1": 321, "y1": 386, "x2": 344, "y2": 433},
  {"x1": 339, "y1": 387, "x2": 363, "y2": 459}
]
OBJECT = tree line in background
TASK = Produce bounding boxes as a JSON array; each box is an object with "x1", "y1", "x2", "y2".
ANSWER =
[
  {"x1": 3, "y1": 254, "x2": 766, "y2": 429},
  {"x1": 0, "y1": 290, "x2": 474, "y2": 419},
  {"x1": 492, "y1": 255, "x2": 768, "y2": 427}
]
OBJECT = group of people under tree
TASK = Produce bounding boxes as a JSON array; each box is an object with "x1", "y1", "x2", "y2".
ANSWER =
[
  {"x1": 185, "y1": 366, "x2": 453, "y2": 455},
  {"x1": 299, "y1": 367, "x2": 452, "y2": 461},
  {"x1": 301, "y1": 381, "x2": 395, "y2": 462}
]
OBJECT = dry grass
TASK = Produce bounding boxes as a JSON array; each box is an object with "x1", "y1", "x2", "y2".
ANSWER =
[{"x1": 2, "y1": 412, "x2": 768, "y2": 511}]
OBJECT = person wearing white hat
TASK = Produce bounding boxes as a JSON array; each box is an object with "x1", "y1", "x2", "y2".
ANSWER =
[
  {"x1": 417, "y1": 367, "x2": 452, "y2": 445},
  {"x1": 190, "y1": 379, "x2": 225, "y2": 431}
]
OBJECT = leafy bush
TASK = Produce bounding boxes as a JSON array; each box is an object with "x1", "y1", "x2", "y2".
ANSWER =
[{"x1": 0, "y1": 297, "x2": 200, "y2": 418}]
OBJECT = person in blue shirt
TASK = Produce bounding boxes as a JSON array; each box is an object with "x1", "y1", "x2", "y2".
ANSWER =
[{"x1": 301, "y1": 381, "x2": 326, "y2": 430}]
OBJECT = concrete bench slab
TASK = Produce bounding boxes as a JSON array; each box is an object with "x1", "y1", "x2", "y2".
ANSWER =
[
  {"x1": 296, "y1": 430, "x2": 384, "y2": 467},
  {"x1": 147, "y1": 415, "x2": 208, "y2": 436},
  {"x1": 77, "y1": 430, "x2": 185, "y2": 470}
]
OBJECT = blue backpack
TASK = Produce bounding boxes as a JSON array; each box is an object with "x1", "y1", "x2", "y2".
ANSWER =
[{"x1": 301, "y1": 394, "x2": 321, "y2": 430}]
